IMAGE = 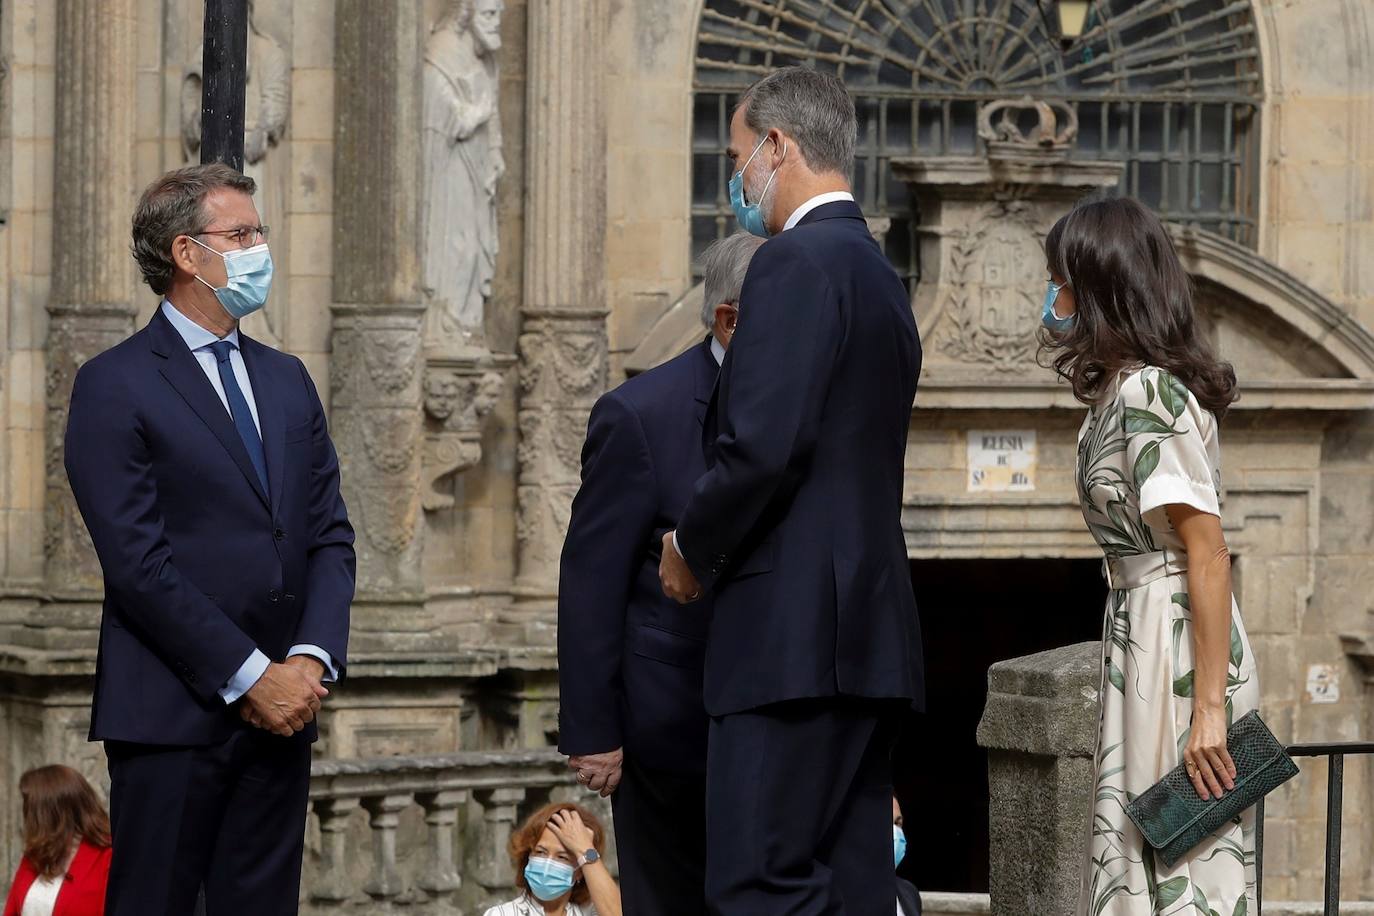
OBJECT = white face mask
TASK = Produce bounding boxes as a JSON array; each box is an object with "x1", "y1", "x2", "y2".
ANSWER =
[{"x1": 190, "y1": 237, "x2": 274, "y2": 319}]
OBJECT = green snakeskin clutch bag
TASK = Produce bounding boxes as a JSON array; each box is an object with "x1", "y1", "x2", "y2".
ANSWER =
[{"x1": 1124, "y1": 710, "x2": 1298, "y2": 868}]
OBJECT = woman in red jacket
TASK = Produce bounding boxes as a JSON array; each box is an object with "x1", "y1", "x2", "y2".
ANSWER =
[{"x1": 3, "y1": 765, "x2": 112, "y2": 916}]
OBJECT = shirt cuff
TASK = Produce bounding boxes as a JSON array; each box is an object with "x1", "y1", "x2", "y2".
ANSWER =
[
  {"x1": 287, "y1": 644, "x2": 339, "y2": 682},
  {"x1": 672, "y1": 531, "x2": 684, "y2": 559},
  {"x1": 219, "y1": 648, "x2": 270, "y2": 704}
]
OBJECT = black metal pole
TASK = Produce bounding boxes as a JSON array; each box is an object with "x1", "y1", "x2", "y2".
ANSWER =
[
  {"x1": 200, "y1": 0, "x2": 249, "y2": 171},
  {"x1": 1255, "y1": 796, "x2": 1265, "y2": 915},
  {"x1": 1324, "y1": 754, "x2": 1343, "y2": 916}
]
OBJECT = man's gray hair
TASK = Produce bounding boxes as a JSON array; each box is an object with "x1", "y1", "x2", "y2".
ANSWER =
[
  {"x1": 735, "y1": 66, "x2": 856, "y2": 177},
  {"x1": 131, "y1": 163, "x2": 256, "y2": 296},
  {"x1": 699, "y1": 233, "x2": 766, "y2": 327}
]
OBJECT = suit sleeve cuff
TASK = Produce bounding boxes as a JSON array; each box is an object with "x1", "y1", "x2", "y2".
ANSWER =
[
  {"x1": 288, "y1": 644, "x2": 339, "y2": 682},
  {"x1": 219, "y1": 648, "x2": 270, "y2": 704}
]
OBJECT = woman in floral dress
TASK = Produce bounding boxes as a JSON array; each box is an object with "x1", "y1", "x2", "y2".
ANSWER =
[{"x1": 1041, "y1": 197, "x2": 1260, "y2": 916}]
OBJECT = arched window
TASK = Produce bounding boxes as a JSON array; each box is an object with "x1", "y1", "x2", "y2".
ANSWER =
[{"x1": 692, "y1": 0, "x2": 1263, "y2": 286}]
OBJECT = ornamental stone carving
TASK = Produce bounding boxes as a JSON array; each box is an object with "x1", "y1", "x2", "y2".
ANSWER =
[
  {"x1": 891, "y1": 98, "x2": 1122, "y2": 381},
  {"x1": 421, "y1": 355, "x2": 506, "y2": 511},
  {"x1": 977, "y1": 95, "x2": 1077, "y2": 160},
  {"x1": 422, "y1": 0, "x2": 506, "y2": 351},
  {"x1": 515, "y1": 310, "x2": 606, "y2": 589},
  {"x1": 45, "y1": 311, "x2": 133, "y2": 593},
  {"x1": 330, "y1": 307, "x2": 426, "y2": 598},
  {"x1": 930, "y1": 196, "x2": 1046, "y2": 372}
]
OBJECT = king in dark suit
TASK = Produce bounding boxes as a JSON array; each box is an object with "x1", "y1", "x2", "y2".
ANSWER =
[
  {"x1": 64, "y1": 163, "x2": 355, "y2": 915},
  {"x1": 558, "y1": 232, "x2": 765, "y2": 915},
  {"x1": 658, "y1": 68, "x2": 925, "y2": 914}
]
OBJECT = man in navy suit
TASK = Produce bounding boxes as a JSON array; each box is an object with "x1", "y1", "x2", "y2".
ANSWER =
[
  {"x1": 558, "y1": 232, "x2": 765, "y2": 915},
  {"x1": 659, "y1": 67, "x2": 924, "y2": 914},
  {"x1": 64, "y1": 163, "x2": 354, "y2": 915}
]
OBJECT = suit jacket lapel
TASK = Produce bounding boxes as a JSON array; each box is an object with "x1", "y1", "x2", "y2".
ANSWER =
[
  {"x1": 239, "y1": 336, "x2": 284, "y2": 517},
  {"x1": 149, "y1": 310, "x2": 270, "y2": 509}
]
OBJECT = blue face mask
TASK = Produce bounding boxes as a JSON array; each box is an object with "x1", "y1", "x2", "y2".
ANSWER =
[
  {"x1": 191, "y1": 237, "x2": 274, "y2": 320},
  {"x1": 729, "y1": 135, "x2": 786, "y2": 239},
  {"x1": 524, "y1": 855, "x2": 576, "y2": 902},
  {"x1": 894, "y1": 824, "x2": 907, "y2": 869},
  {"x1": 1041, "y1": 279, "x2": 1074, "y2": 332}
]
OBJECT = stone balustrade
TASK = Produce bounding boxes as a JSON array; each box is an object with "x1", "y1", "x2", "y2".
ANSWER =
[{"x1": 302, "y1": 748, "x2": 585, "y2": 913}]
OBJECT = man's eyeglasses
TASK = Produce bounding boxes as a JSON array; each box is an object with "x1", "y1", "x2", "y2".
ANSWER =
[{"x1": 198, "y1": 225, "x2": 270, "y2": 248}]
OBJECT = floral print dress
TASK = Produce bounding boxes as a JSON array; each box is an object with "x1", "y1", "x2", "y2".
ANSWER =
[{"x1": 1075, "y1": 366, "x2": 1260, "y2": 916}]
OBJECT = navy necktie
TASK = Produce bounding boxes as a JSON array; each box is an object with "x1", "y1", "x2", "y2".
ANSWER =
[{"x1": 207, "y1": 340, "x2": 270, "y2": 496}]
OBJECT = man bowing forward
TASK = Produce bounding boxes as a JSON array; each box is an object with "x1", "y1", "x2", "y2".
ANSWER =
[{"x1": 659, "y1": 67, "x2": 925, "y2": 915}]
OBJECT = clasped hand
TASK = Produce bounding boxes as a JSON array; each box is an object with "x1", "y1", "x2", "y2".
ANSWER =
[
  {"x1": 658, "y1": 531, "x2": 703, "y2": 605},
  {"x1": 241, "y1": 656, "x2": 329, "y2": 737},
  {"x1": 568, "y1": 747, "x2": 624, "y2": 798}
]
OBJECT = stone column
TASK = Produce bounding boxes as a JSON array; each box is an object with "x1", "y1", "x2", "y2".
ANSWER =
[
  {"x1": 976, "y1": 641, "x2": 1100, "y2": 916},
  {"x1": 330, "y1": 1, "x2": 427, "y2": 602},
  {"x1": 512, "y1": 0, "x2": 610, "y2": 629},
  {"x1": 44, "y1": 0, "x2": 139, "y2": 598}
]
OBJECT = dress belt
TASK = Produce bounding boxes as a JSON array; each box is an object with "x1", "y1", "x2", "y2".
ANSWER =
[{"x1": 1102, "y1": 549, "x2": 1188, "y2": 590}]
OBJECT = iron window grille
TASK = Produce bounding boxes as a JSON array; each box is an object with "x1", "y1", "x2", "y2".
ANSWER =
[{"x1": 691, "y1": 0, "x2": 1264, "y2": 288}]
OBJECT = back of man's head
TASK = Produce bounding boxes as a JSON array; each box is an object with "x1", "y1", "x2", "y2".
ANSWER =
[
  {"x1": 735, "y1": 67, "x2": 856, "y2": 179},
  {"x1": 699, "y1": 232, "x2": 767, "y2": 327}
]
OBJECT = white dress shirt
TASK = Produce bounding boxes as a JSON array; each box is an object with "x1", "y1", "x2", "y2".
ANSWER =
[
  {"x1": 783, "y1": 190, "x2": 856, "y2": 231},
  {"x1": 160, "y1": 300, "x2": 338, "y2": 703},
  {"x1": 671, "y1": 196, "x2": 852, "y2": 563}
]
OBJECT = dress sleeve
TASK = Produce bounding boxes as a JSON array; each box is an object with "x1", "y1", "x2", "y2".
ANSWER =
[{"x1": 1119, "y1": 367, "x2": 1220, "y2": 533}]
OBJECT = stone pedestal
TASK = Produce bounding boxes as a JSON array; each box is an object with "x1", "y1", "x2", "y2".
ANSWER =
[{"x1": 976, "y1": 641, "x2": 1100, "y2": 916}]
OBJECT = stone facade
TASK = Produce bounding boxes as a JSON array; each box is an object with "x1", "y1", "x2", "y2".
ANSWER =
[{"x1": 0, "y1": 0, "x2": 1369, "y2": 906}]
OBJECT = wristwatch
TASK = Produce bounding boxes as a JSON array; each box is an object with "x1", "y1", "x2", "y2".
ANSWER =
[{"x1": 577, "y1": 848, "x2": 600, "y2": 868}]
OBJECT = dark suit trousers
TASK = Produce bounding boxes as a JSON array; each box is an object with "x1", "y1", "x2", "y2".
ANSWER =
[
  {"x1": 705, "y1": 698, "x2": 901, "y2": 916},
  {"x1": 612, "y1": 754, "x2": 708, "y2": 916},
  {"x1": 105, "y1": 729, "x2": 312, "y2": 916}
]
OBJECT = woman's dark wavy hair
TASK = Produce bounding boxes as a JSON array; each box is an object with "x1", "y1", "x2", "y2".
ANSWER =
[{"x1": 1041, "y1": 196, "x2": 1237, "y2": 417}]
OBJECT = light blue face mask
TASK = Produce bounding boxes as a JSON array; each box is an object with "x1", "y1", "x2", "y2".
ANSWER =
[
  {"x1": 191, "y1": 236, "x2": 274, "y2": 320},
  {"x1": 729, "y1": 134, "x2": 786, "y2": 239},
  {"x1": 1041, "y1": 279, "x2": 1074, "y2": 332},
  {"x1": 894, "y1": 824, "x2": 907, "y2": 869},
  {"x1": 524, "y1": 855, "x2": 576, "y2": 902}
]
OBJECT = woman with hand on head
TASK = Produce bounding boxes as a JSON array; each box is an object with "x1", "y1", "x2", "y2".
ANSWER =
[
  {"x1": 1042, "y1": 196, "x2": 1259, "y2": 915},
  {"x1": 2, "y1": 765, "x2": 113, "y2": 916},
  {"x1": 483, "y1": 802, "x2": 621, "y2": 916}
]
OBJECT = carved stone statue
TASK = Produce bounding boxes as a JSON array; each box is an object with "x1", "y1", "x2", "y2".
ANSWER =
[
  {"x1": 422, "y1": 0, "x2": 506, "y2": 350},
  {"x1": 182, "y1": 1, "x2": 291, "y2": 346}
]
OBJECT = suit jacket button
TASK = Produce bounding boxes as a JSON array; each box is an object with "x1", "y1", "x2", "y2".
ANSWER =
[
  {"x1": 274, "y1": 527, "x2": 286, "y2": 541},
  {"x1": 268, "y1": 588, "x2": 280, "y2": 603}
]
